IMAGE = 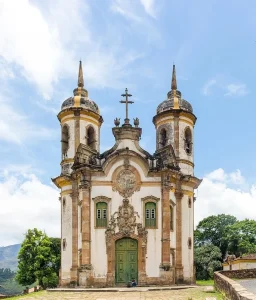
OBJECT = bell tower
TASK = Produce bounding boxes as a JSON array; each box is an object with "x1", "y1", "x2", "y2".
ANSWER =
[
  {"x1": 58, "y1": 61, "x2": 103, "y2": 175},
  {"x1": 153, "y1": 65, "x2": 196, "y2": 175}
]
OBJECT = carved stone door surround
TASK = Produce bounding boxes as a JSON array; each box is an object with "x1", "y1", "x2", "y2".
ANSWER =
[{"x1": 105, "y1": 198, "x2": 148, "y2": 286}]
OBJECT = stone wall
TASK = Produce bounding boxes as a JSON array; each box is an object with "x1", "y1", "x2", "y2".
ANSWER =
[
  {"x1": 214, "y1": 270, "x2": 256, "y2": 300},
  {"x1": 219, "y1": 269, "x2": 256, "y2": 279}
]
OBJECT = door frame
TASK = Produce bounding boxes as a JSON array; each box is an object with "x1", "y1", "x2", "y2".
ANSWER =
[{"x1": 106, "y1": 232, "x2": 147, "y2": 286}]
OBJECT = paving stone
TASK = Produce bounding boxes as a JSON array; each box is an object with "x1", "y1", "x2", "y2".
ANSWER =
[
  {"x1": 9, "y1": 286, "x2": 222, "y2": 300},
  {"x1": 204, "y1": 286, "x2": 215, "y2": 293}
]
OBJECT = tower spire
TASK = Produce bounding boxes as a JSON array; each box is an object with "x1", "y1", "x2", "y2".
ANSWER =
[
  {"x1": 78, "y1": 60, "x2": 84, "y2": 88},
  {"x1": 171, "y1": 64, "x2": 177, "y2": 90}
]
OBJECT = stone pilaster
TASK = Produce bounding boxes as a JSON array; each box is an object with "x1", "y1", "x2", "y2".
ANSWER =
[
  {"x1": 78, "y1": 174, "x2": 92, "y2": 286},
  {"x1": 70, "y1": 180, "x2": 79, "y2": 284},
  {"x1": 160, "y1": 173, "x2": 173, "y2": 283},
  {"x1": 175, "y1": 189, "x2": 184, "y2": 283},
  {"x1": 161, "y1": 186, "x2": 171, "y2": 266}
]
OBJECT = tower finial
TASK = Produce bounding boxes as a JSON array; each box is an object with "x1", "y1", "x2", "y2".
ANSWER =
[
  {"x1": 171, "y1": 64, "x2": 177, "y2": 90},
  {"x1": 78, "y1": 60, "x2": 84, "y2": 88}
]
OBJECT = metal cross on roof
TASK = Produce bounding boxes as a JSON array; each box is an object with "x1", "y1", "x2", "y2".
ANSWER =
[{"x1": 120, "y1": 88, "x2": 134, "y2": 125}]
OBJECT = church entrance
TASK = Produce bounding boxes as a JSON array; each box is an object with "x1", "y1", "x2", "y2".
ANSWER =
[{"x1": 115, "y1": 238, "x2": 138, "y2": 285}]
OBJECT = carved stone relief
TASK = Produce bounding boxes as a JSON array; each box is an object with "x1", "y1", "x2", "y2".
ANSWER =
[
  {"x1": 105, "y1": 198, "x2": 147, "y2": 247},
  {"x1": 61, "y1": 163, "x2": 72, "y2": 175},
  {"x1": 112, "y1": 159, "x2": 141, "y2": 198}
]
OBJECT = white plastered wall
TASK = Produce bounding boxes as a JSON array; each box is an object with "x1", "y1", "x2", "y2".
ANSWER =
[
  {"x1": 224, "y1": 261, "x2": 256, "y2": 271},
  {"x1": 61, "y1": 192, "x2": 73, "y2": 280},
  {"x1": 90, "y1": 154, "x2": 162, "y2": 278},
  {"x1": 181, "y1": 191, "x2": 194, "y2": 281}
]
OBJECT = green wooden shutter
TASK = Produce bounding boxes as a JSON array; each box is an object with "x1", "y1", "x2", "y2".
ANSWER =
[
  {"x1": 145, "y1": 202, "x2": 156, "y2": 228},
  {"x1": 170, "y1": 206, "x2": 173, "y2": 230},
  {"x1": 96, "y1": 202, "x2": 107, "y2": 227}
]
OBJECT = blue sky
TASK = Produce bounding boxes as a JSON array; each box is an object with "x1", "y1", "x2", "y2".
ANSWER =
[{"x1": 1, "y1": 0, "x2": 256, "y2": 246}]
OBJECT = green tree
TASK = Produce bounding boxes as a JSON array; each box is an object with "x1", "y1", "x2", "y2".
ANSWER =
[
  {"x1": 195, "y1": 244, "x2": 222, "y2": 280},
  {"x1": 16, "y1": 228, "x2": 60, "y2": 289},
  {"x1": 195, "y1": 214, "x2": 237, "y2": 258},
  {"x1": 226, "y1": 219, "x2": 256, "y2": 256},
  {"x1": 49, "y1": 238, "x2": 61, "y2": 275}
]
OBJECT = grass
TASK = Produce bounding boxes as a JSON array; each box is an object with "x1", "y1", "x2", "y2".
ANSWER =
[
  {"x1": 4, "y1": 291, "x2": 45, "y2": 299},
  {"x1": 196, "y1": 279, "x2": 215, "y2": 286}
]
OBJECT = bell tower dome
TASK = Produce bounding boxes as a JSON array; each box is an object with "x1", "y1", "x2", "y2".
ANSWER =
[
  {"x1": 58, "y1": 61, "x2": 103, "y2": 175},
  {"x1": 153, "y1": 65, "x2": 197, "y2": 175}
]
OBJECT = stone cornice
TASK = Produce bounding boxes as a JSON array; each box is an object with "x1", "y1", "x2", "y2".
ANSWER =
[{"x1": 152, "y1": 109, "x2": 197, "y2": 126}]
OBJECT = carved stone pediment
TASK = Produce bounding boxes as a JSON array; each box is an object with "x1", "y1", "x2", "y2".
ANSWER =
[{"x1": 112, "y1": 159, "x2": 141, "y2": 198}]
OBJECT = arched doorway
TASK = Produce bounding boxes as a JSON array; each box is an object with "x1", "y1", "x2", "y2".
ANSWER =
[{"x1": 115, "y1": 238, "x2": 138, "y2": 284}]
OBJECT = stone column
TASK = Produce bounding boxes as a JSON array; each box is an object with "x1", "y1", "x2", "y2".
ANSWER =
[
  {"x1": 79, "y1": 174, "x2": 92, "y2": 286},
  {"x1": 70, "y1": 180, "x2": 79, "y2": 285},
  {"x1": 175, "y1": 189, "x2": 184, "y2": 283}
]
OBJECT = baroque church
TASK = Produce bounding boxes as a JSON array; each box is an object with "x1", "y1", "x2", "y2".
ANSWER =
[{"x1": 52, "y1": 62, "x2": 201, "y2": 287}]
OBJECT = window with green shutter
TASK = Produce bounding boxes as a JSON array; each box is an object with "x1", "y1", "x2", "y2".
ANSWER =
[
  {"x1": 96, "y1": 202, "x2": 107, "y2": 228},
  {"x1": 145, "y1": 202, "x2": 156, "y2": 228}
]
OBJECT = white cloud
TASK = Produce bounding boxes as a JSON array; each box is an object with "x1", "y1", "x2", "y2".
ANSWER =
[
  {"x1": 206, "y1": 168, "x2": 245, "y2": 185},
  {"x1": 0, "y1": 0, "x2": 65, "y2": 99},
  {"x1": 140, "y1": 0, "x2": 156, "y2": 18},
  {"x1": 0, "y1": 58, "x2": 14, "y2": 80},
  {"x1": 195, "y1": 168, "x2": 254, "y2": 225},
  {"x1": 224, "y1": 83, "x2": 249, "y2": 97},
  {"x1": 110, "y1": 0, "x2": 160, "y2": 43},
  {"x1": 202, "y1": 78, "x2": 249, "y2": 97},
  {"x1": 0, "y1": 169, "x2": 59, "y2": 246},
  {"x1": 202, "y1": 79, "x2": 216, "y2": 95},
  {"x1": 111, "y1": 0, "x2": 143, "y2": 22},
  {"x1": 0, "y1": 93, "x2": 56, "y2": 144},
  {"x1": 0, "y1": 0, "x2": 144, "y2": 99}
]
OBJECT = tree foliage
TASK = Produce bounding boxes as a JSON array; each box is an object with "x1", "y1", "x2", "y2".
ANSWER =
[
  {"x1": 194, "y1": 244, "x2": 222, "y2": 280},
  {"x1": 195, "y1": 214, "x2": 237, "y2": 258},
  {"x1": 195, "y1": 214, "x2": 256, "y2": 280},
  {"x1": 16, "y1": 228, "x2": 60, "y2": 289},
  {"x1": 226, "y1": 219, "x2": 256, "y2": 256}
]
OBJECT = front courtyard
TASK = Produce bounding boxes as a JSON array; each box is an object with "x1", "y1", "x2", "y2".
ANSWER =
[{"x1": 7, "y1": 287, "x2": 223, "y2": 300}]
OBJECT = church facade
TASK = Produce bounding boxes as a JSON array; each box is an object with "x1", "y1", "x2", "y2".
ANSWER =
[{"x1": 52, "y1": 62, "x2": 201, "y2": 287}]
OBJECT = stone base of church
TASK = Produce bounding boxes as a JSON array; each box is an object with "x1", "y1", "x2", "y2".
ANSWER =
[
  {"x1": 77, "y1": 264, "x2": 94, "y2": 287},
  {"x1": 59, "y1": 266, "x2": 193, "y2": 287}
]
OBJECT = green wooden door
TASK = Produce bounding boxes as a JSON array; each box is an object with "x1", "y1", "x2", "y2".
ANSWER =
[{"x1": 115, "y1": 238, "x2": 138, "y2": 284}]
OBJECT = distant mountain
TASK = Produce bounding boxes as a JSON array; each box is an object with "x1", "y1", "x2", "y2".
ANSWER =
[{"x1": 0, "y1": 244, "x2": 21, "y2": 271}]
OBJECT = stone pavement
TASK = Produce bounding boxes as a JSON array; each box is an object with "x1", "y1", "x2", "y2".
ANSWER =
[
  {"x1": 237, "y1": 279, "x2": 256, "y2": 295},
  {"x1": 9, "y1": 286, "x2": 222, "y2": 300}
]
